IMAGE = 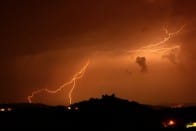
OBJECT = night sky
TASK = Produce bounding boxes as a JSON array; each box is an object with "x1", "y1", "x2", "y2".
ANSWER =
[{"x1": 0, "y1": 0, "x2": 196, "y2": 105}]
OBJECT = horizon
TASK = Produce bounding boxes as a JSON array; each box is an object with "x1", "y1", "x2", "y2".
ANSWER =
[{"x1": 1, "y1": 94, "x2": 196, "y2": 107}]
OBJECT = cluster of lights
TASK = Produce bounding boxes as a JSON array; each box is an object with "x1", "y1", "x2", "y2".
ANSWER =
[
  {"x1": 162, "y1": 119, "x2": 176, "y2": 128},
  {"x1": 66, "y1": 106, "x2": 79, "y2": 111},
  {"x1": 162, "y1": 119, "x2": 196, "y2": 129},
  {"x1": 0, "y1": 107, "x2": 12, "y2": 112},
  {"x1": 186, "y1": 122, "x2": 196, "y2": 128}
]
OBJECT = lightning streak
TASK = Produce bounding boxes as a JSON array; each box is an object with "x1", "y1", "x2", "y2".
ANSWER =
[
  {"x1": 27, "y1": 25, "x2": 185, "y2": 105},
  {"x1": 27, "y1": 60, "x2": 90, "y2": 105},
  {"x1": 126, "y1": 25, "x2": 185, "y2": 56}
]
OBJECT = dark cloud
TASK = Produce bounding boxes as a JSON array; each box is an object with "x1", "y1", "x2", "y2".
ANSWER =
[
  {"x1": 136, "y1": 56, "x2": 147, "y2": 72},
  {"x1": 0, "y1": 0, "x2": 171, "y2": 57}
]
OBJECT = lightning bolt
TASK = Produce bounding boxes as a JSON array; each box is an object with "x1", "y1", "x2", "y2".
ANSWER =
[
  {"x1": 27, "y1": 25, "x2": 185, "y2": 105},
  {"x1": 126, "y1": 25, "x2": 185, "y2": 56},
  {"x1": 27, "y1": 60, "x2": 90, "y2": 105}
]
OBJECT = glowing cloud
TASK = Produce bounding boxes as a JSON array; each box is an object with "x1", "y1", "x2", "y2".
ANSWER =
[{"x1": 126, "y1": 25, "x2": 185, "y2": 62}]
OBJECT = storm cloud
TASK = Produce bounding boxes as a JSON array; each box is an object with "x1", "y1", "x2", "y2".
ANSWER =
[
  {"x1": 0, "y1": 0, "x2": 196, "y2": 105},
  {"x1": 136, "y1": 56, "x2": 147, "y2": 72}
]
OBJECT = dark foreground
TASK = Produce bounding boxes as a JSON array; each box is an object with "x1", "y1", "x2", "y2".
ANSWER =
[{"x1": 0, "y1": 95, "x2": 196, "y2": 129}]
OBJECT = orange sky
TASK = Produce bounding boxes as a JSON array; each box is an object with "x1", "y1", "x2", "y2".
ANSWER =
[{"x1": 0, "y1": 0, "x2": 196, "y2": 105}]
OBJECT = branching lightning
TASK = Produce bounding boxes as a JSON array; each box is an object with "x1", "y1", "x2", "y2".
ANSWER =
[
  {"x1": 27, "y1": 25, "x2": 185, "y2": 105},
  {"x1": 126, "y1": 25, "x2": 185, "y2": 57},
  {"x1": 27, "y1": 60, "x2": 90, "y2": 105}
]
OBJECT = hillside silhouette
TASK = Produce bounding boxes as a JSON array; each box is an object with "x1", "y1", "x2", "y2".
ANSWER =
[{"x1": 0, "y1": 94, "x2": 196, "y2": 129}]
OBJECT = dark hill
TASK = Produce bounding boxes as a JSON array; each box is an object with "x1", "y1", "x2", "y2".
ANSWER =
[{"x1": 0, "y1": 94, "x2": 195, "y2": 129}]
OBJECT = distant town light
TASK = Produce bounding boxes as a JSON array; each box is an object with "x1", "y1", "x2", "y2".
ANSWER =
[
  {"x1": 0, "y1": 108, "x2": 5, "y2": 112},
  {"x1": 168, "y1": 120, "x2": 175, "y2": 126},
  {"x1": 67, "y1": 106, "x2": 71, "y2": 110},
  {"x1": 162, "y1": 119, "x2": 176, "y2": 128},
  {"x1": 171, "y1": 104, "x2": 183, "y2": 108},
  {"x1": 7, "y1": 108, "x2": 12, "y2": 112},
  {"x1": 75, "y1": 107, "x2": 79, "y2": 110},
  {"x1": 186, "y1": 122, "x2": 196, "y2": 128}
]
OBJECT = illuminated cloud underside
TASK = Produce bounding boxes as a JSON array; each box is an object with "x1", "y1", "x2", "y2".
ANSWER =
[{"x1": 27, "y1": 25, "x2": 185, "y2": 105}]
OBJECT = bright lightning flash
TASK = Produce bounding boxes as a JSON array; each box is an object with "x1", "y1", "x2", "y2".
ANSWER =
[
  {"x1": 126, "y1": 25, "x2": 185, "y2": 61},
  {"x1": 27, "y1": 25, "x2": 185, "y2": 105},
  {"x1": 27, "y1": 60, "x2": 90, "y2": 105}
]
